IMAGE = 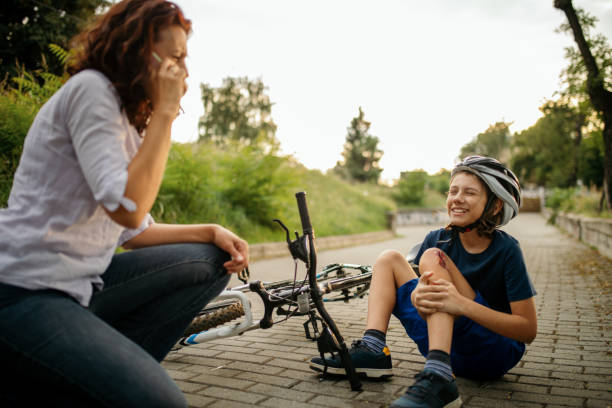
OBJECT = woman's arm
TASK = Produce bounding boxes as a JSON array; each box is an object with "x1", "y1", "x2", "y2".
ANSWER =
[
  {"x1": 105, "y1": 59, "x2": 187, "y2": 228},
  {"x1": 122, "y1": 223, "x2": 249, "y2": 273}
]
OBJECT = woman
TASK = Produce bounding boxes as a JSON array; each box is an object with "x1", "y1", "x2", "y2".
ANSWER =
[
  {"x1": 0, "y1": 1, "x2": 248, "y2": 406},
  {"x1": 310, "y1": 156, "x2": 537, "y2": 408}
]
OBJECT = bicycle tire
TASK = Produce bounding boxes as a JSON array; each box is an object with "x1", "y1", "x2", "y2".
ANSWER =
[{"x1": 184, "y1": 301, "x2": 245, "y2": 336}]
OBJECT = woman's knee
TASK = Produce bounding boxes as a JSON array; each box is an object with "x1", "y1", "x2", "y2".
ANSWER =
[{"x1": 182, "y1": 243, "x2": 231, "y2": 267}]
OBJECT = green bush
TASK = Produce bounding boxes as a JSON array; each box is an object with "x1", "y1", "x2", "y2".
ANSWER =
[
  {"x1": 152, "y1": 142, "x2": 300, "y2": 242},
  {"x1": 393, "y1": 170, "x2": 427, "y2": 206},
  {"x1": 545, "y1": 187, "x2": 611, "y2": 218},
  {"x1": 1, "y1": 68, "x2": 65, "y2": 206},
  {"x1": 546, "y1": 187, "x2": 576, "y2": 210},
  {"x1": 152, "y1": 143, "x2": 397, "y2": 243}
]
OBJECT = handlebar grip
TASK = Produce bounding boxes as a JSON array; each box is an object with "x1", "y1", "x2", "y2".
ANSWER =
[{"x1": 295, "y1": 191, "x2": 313, "y2": 234}]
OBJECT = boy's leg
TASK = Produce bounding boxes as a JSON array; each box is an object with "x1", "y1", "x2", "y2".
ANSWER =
[
  {"x1": 89, "y1": 243, "x2": 231, "y2": 361},
  {"x1": 420, "y1": 247, "x2": 475, "y2": 299},
  {"x1": 390, "y1": 247, "x2": 466, "y2": 408},
  {"x1": 0, "y1": 285, "x2": 186, "y2": 407},
  {"x1": 366, "y1": 249, "x2": 419, "y2": 332},
  {"x1": 310, "y1": 249, "x2": 417, "y2": 378}
]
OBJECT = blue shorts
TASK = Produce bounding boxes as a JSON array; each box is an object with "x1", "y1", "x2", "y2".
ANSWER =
[{"x1": 392, "y1": 279, "x2": 525, "y2": 380}]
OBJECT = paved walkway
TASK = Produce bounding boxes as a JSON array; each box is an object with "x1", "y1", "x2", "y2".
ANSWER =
[{"x1": 163, "y1": 213, "x2": 612, "y2": 407}]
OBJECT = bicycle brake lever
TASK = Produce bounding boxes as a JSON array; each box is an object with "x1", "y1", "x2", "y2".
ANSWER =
[
  {"x1": 273, "y1": 219, "x2": 291, "y2": 243},
  {"x1": 238, "y1": 267, "x2": 249, "y2": 284},
  {"x1": 273, "y1": 219, "x2": 309, "y2": 263}
]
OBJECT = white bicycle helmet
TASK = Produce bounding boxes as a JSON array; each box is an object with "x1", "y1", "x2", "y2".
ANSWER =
[{"x1": 451, "y1": 155, "x2": 522, "y2": 228}]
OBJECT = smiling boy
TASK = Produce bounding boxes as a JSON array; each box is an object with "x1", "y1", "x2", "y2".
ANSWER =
[{"x1": 310, "y1": 156, "x2": 537, "y2": 408}]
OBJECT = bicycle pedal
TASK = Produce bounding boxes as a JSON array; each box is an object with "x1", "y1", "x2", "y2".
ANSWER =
[{"x1": 304, "y1": 314, "x2": 322, "y2": 341}]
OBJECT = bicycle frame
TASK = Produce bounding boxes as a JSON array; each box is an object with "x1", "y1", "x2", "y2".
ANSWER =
[{"x1": 180, "y1": 264, "x2": 373, "y2": 344}]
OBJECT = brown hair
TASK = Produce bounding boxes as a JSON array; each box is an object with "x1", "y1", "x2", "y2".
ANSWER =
[
  {"x1": 68, "y1": 0, "x2": 191, "y2": 134},
  {"x1": 445, "y1": 170, "x2": 503, "y2": 238}
]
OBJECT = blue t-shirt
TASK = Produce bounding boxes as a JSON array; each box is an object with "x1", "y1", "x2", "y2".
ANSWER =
[{"x1": 415, "y1": 228, "x2": 536, "y2": 314}]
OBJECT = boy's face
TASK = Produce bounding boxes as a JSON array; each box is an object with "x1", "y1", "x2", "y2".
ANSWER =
[{"x1": 446, "y1": 172, "x2": 488, "y2": 227}]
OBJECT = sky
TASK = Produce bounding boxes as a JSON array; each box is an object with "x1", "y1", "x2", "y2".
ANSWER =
[{"x1": 170, "y1": 0, "x2": 612, "y2": 183}]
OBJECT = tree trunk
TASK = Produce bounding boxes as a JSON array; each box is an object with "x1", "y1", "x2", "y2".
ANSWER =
[
  {"x1": 555, "y1": 0, "x2": 612, "y2": 209},
  {"x1": 569, "y1": 113, "x2": 584, "y2": 186}
]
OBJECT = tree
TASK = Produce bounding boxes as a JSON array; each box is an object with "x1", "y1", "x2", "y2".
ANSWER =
[
  {"x1": 334, "y1": 107, "x2": 383, "y2": 183},
  {"x1": 428, "y1": 169, "x2": 451, "y2": 196},
  {"x1": 578, "y1": 130, "x2": 604, "y2": 188},
  {"x1": 392, "y1": 170, "x2": 427, "y2": 206},
  {"x1": 511, "y1": 102, "x2": 576, "y2": 187},
  {"x1": 554, "y1": 0, "x2": 612, "y2": 209},
  {"x1": 0, "y1": 0, "x2": 109, "y2": 79},
  {"x1": 198, "y1": 77, "x2": 278, "y2": 150},
  {"x1": 459, "y1": 121, "x2": 512, "y2": 162}
]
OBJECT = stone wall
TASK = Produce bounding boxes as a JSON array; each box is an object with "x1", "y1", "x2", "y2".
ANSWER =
[
  {"x1": 543, "y1": 208, "x2": 612, "y2": 259},
  {"x1": 391, "y1": 208, "x2": 448, "y2": 228},
  {"x1": 521, "y1": 196, "x2": 541, "y2": 212}
]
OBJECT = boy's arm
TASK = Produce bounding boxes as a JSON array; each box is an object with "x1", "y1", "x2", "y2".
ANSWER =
[{"x1": 459, "y1": 293, "x2": 537, "y2": 343}]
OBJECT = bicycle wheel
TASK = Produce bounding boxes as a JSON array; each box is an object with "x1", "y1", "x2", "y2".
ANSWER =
[{"x1": 184, "y1": 299, "x2": 245, "y2": 336}]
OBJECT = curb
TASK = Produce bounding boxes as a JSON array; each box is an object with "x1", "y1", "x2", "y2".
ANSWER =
[{"x1": 249, "y1": 230, "x2": 396, "y2": 261}]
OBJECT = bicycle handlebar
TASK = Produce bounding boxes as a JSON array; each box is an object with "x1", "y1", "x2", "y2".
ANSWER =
[{"x1": 295, "y1": 191, "x2": 313, "y2": 235}]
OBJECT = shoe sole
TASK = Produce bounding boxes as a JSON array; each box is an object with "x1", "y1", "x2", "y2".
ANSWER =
[
  {"x1": 445, "y1": 397, "x2": 462, "y2": 408},
  {"x1": 309, "y1": 362, "x2": 393, "y2": 378},
  {"x1": 390, "y1": 396, "x2": 462, "y2": 408}
]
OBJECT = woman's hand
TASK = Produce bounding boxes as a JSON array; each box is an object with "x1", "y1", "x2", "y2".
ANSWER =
[
  {"x1": 150, "y1": 56, "x2": 187, "y2": 118},
  {"x1": 211, "y1": 225, "x2": 249, "y2": 274}
]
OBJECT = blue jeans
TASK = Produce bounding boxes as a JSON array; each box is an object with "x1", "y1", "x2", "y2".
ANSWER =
[{"x1": 0, "y1": 243, "x2": 231, "y2": 407}]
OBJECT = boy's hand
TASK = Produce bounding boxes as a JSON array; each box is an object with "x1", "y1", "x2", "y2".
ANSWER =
[{"x1": 411, "y1": 271, "x2": 444, "y2": 318}]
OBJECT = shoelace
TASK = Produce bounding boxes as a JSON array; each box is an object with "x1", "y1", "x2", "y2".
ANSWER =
[{"x1": 350, "y1": 339, "x2": 371, "y2": 352}]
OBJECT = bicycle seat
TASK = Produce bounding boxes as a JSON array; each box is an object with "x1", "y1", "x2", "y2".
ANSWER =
[{"x1": 406, "y1": 242, "x2": 422, "y2": 264}]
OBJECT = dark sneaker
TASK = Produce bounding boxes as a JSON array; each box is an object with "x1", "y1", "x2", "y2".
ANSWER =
[
  {"x1": 390, "y1": 370, "x2": 462, "y2": 408},
  {"x1": 309, "y1": 340, "x2": 393, "y2": 378}
]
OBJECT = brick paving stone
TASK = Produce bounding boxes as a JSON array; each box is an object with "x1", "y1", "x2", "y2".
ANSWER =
[
  {"x1": 585, "y1": 399, "x2": 612, "y2": 408},
  {"x1": 189, "y1": 373, "x2": 255, "y2": 390},
  {"x1": 199, "y1": 386, "x2": 267, "y2": 404},
  {"x1": 206, "y1": 399, "x2": 257, "y2": 408},
  {"x1": 184, "y1": 392, "x2": 216, "y2": 408},
  {"x1": 466, "y1": 396, "x2": 543, "y2": 407},
  {"x1": 224, "y1": 361, "x2": 286, "y2": 375},
  {"x1": 259, "y1": 397, "x2": 328, "y2": 408},
  {"x1": 248, "y1": 383, "x2": 314, "y2": 402},
  {"x1": 175, "y1": 379, "x2": 207, "y2": 394},
  {"x1": 163, "y1": 213, "x2": 612, "y2": 407},
  {"x1": 310, "y1": 394, "x2": 386, "y2": 407},
  {"x1": 235, "y1": 371, "x2": 300, "y2": 388}
]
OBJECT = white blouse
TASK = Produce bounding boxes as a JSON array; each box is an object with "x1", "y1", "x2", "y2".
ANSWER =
[{"x1": 0, "y1": 69, "x2": 153, "y2": 306}]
